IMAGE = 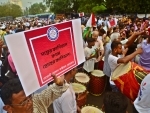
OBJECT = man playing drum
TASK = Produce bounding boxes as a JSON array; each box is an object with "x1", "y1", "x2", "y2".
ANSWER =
[{"x1": 108, "y1": 41, "x2": 143, "y2": 91}]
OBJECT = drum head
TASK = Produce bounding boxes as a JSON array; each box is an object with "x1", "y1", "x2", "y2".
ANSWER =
[
  {"x1": 72, "y1": 83, "x2": 86, "y2": 93},
  {"x1": 81, "y1": 106, "x2": 103, "y2": 113},
  {"x1": 112, "y1": 62, "x2": 131, "y2": 80},
  {"x1": 91, "y1": 70, "x2": 104, "y2": 77},
  {"x1": 75, "y1": 73, "x2": 90, "y2": 83}
]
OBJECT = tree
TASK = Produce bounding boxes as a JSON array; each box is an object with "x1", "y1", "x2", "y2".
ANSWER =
[
  {"x1": 105, "y1": 0, "x2": 150, "y2": 14},
  {"x1": 44, "y1": 0, "x2": 72, "y2": 13},
  {"x1": 29, "y1": 2, "x2": 47, "y2": 15},
  {"x1": 44, "y1": 0, "x2": 105, "y2": 14},
  {"x1": 0, "y1": 3, "x2": 23, "y2": 18},
  {"x1": 44, "y1": 0, "x2": 150, "y2": 14},
  {"x1": 92, "y1": 4, "x2": 107, "y2": 14}
]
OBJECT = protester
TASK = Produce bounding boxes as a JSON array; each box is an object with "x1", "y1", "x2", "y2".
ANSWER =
[
  {"x1": 83, "y1": 38, "x2": 98, "y2": 73},
  {"x1": 53, "y1": 68, "x2": 81, "y2": 113},
  {"x1": 1, "y1": 74, "x2": 69, "y2": 113},
  {"x1": 138, "y1": 35, "x2": 150, "y2": 72},
  {"x1": 103, "y1": 92, "x2": 128, "y2": 113},
  {"x1": 134, "y1": 74, "x2": 150, "y2": 113},
  {"x1": 1, "y1": 14, "x2": 150, "y2": 113},
  {"x1": 108, "y1": 41, "x2": 143, "y2": 91},
  {"x1": 92, "y1": 30, "x2": 104, "y2": 69}
]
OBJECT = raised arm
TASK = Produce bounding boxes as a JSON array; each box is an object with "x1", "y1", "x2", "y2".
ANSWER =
[
  {"x1": 124, "y1": 31, "x2": 144, "y2": 48},
  {"x1": 117, "y1": 48, "x2": 143, "y2": 63},
  {"x1": 33, "y1": 74, "x2": 69, "y2": 112}
]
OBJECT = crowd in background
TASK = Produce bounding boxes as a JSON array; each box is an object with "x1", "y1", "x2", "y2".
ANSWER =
[{"x1": 0, "y1": 14, "x2": 150, "y2": 113}]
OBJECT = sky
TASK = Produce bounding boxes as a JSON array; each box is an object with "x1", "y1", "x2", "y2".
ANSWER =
[{"x1": 0, "y1": 0, "x2": 44, "y2": 8}]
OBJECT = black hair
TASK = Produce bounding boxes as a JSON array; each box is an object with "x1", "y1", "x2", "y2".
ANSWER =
[
  {"x1": 113, "y1": 27, "x2": 117, "y2": 31},
  {"x1": 111, "y1": 41, "x2": 122, "y2": 51},
  {"x1": 86, "y1": 37, "x2": 95, "y2": 43},
  {"x1": 99, "y1": 28, "x2": 106, "y2": 34},
  {"x1": 103, "y1": 92, "x2": 128, "y2": 113},
  {"x1": 1, "y1": 78, "x2": 23, "y2": 105},
  {"x1": 142, "y1": 35, "x2": 150, "y2": 40}
]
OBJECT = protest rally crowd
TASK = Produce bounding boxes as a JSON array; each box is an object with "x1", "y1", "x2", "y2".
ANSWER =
[{"x1": 0, "y1": 13, "x2": 150, "y2": 113}]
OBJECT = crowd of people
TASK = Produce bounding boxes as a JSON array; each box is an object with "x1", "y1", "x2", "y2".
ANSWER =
[{"x1": 0, "y1": 15, "x2": 150, "y2": 113}]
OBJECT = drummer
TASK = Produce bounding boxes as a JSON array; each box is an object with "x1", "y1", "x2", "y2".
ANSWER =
[
  {"x1": 53, "y1": 67, "x2": 81, "y2": 113},
  {"x1": 92, "y1": 30, "x2": 104, "y2": 69},
  {"x1": 83, "y1": 38, "x2": 98, "y2": 74},
  {"x1": 108, "y1": 41, "x2": 143, "y2": 91}
]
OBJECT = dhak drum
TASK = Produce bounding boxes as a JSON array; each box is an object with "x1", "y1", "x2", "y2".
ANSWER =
[
  {"x1": 111, "y1": 62, "x2": 148, "y2": 101},
  {"x1": 75, "y1": 73, "x2": 90, "y2": 88},
  {"x1": 81, "y1": 105, "x2": 103, "y2": 113},
  {"x1": 72, "y1": 83, "x2": 88, "y2": 107},
  {"x1": 89, "y1": 70, "x2": 106, "y2": 96}
]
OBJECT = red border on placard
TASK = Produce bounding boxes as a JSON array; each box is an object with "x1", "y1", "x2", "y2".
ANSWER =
[{"x1": 24, "y1": 21, "x2": 77, "y2": 86}]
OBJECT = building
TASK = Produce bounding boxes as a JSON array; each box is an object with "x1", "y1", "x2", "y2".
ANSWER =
[{"x1": 9, "y1": 0, "x2": 23, "y2": 9}]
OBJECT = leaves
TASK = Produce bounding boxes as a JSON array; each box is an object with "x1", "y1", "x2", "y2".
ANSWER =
[
  {"x1": 92, "y1": 5, "x2": 107, "y2": 14},
  {"x1": 0, "y1": 3, "x2": 23, "y2": 18},
  {"x1": 29, "y1": 2, "x2": 47, "y2": 15}
]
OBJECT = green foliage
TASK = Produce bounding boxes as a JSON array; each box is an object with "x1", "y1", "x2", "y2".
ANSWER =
[
  {"x1": 44, "y1": 0, "x2": 150, "y2": 14},
  {"x1": 92, "y1": 5, "x2": 107, "y2": 14},
  {"x1": 106, "y1": 0, "x2": 150, "y2": 13},
  {"x1": 0, "y1": 3, "x2": 23, "y2": 18},
  {"x1": 29, "y1": 2, "x2": 47, "y2": 15},
  {"x1": 44, "y1": 0, "x2": 105, "y2": 13}
]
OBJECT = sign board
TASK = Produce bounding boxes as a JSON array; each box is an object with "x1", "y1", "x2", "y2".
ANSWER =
[
  {"x1": 107, "y1": 18, "x2": 118, "y2": 28},
  {"x1": 5, "y1": 19, "x2": 85, "y2": 96},
  {"x1": 79, "y1": 12, "x2": 84, "y2": 17}
]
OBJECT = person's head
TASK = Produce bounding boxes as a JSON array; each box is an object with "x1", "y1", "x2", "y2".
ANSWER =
[
  {"x1": 103, "y1": 92, "x2": 128, "y2": 113},
  {"x1": 99, "y1": 28, "x2": 106, "y2": 36},
  {"x1": 130, "y1": 24, "x2": 134, "y2": 31},
  {"x1": 113, "y1": 27, "x2": 119, "y2": 32},
  {"x1": 111, "y1": 41, "x2": 122, "y2": 55},
  {"x1": 25, "y1": 26, "x2": 30, "y2": 31},
  {"x1": 1, "y1": 78, "x2": 33, "y2": 113},
  {"x1": 92, "y1": 30, "x2": 99, "y2": 40},
  {"x1": 86, "y1": 37, "x2": 96, "y2": 47},
  {"x1": 143, "y1": 35, "x2": 150, "y2": 43},
  {"x1": 110, "y1": 32, "x2": 120, "y2": 42},
  {"x1": 137, "y1": 23, "x2": 141, "y2": 30}
]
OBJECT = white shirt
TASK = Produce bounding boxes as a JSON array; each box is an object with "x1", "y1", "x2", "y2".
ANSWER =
[
  {"x1": 108, "y1": 54, "x2": 119, "y2": 85},
  {"x1": 83, "y1": 47, "x2": 96, "y2": 72},
  {"x1": 134, "y1": 74, "x2": 150, "y2": 113},
  {"x1": 53, "y1": 85, "x2": 77, "y2": 113},
  {"x1": 0, "y1": 98, "x2": 6, "y2": 113}
]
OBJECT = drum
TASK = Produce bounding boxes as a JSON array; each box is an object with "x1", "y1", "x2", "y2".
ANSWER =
[
  {"x1": 89, "y1": 70, "x2": 106, "y2": 96},
  {"x1": 99, "y1": 60, "x2": 104, "y2": 71},
  {"x1": 72, "y1": 83, "x2": 88, "y2": 107},
  {"x1": 81, "y1": 105, "x2": 103, "y2": 113},
  {"x1": 111, "y1": 62, "x2": 148, "y2": 101},
  {"x1": 75, "y1": 73, "x2": 90, "y2": 88}
]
